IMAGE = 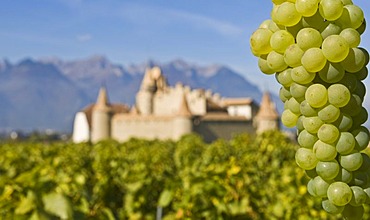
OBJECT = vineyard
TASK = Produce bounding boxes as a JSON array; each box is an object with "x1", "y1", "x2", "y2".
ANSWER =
[{"x1": 0, "y1": 131, "x2": 367, "y2": 219}]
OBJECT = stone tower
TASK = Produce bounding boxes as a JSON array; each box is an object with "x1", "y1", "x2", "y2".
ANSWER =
[
  {"x1": 254, "y1": 92, "x2": 279, "y2": 134},
  {"x1": 173, "y1": 93, "x2": 193, "y2": 140},
  {"x1": 136, "y1": 67, "x2": 158, "y2": 115},
  {"x1": 91, "y1": 86, "x2": 112, "y2": 143}
]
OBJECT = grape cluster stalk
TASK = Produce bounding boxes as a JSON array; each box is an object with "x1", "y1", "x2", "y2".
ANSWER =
[{"x1": 250, "y1": 0, "x2": 369, "y2": 218}]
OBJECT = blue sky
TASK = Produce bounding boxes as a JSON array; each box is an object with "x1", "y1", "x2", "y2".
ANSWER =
[{"x1": 0, "y1": 0, "x2": 369, "y2": 94}]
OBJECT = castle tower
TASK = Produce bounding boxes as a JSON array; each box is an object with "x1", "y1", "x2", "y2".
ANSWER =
[
  {"x1": 136, "y1": 67, "x2": 158, "y2": 115},
  {"x1": 91, "y1": 86, "x2": 112, "y2": 143},
  {"x1": 254, "y1": 92, "x2": 279, "y2": 134},
  {"x1": 173, "y1": 93, "x2": 193, "y2": 140}
]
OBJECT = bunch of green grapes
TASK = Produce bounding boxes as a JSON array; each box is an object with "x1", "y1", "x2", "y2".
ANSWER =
[{"x1": 250, "y1": 0, "x2": 369, "y2": 218}]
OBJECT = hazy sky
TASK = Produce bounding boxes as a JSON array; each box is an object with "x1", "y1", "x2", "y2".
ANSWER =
[{"x1": 0, "y1": 0, "x2": 369, "y2": 93}]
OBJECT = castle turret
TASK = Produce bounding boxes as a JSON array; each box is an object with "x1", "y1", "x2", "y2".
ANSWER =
[
  {"x1": 91, "y1": 86, "x2": 112, "y2": 143},
  {"x1": 254, "y1": 92, "x2": 279, "y2": 134},
  {"x1": 136, "y1": 67, "x2": 158, "y2": 115},
  {"x1": 173, "y1": 94, "x2": 193, "y2": 140}
]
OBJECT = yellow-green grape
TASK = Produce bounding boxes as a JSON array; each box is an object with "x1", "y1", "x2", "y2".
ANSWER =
[
  {"x1": 341, "y1": 94, "x2": 362, "y2": 117},
  {"x1": 322, "y1": 199, "x2": 345, "y2": 215},
  {"x1": 349, "y1": 186, "x2": 368, "y2": 206},
  {"x1": 342, "y1": 204, "x2": 364, "y2": 220},
  {"x1": 333, "y1": 113, "x2": 353, "y2": 132},
  {"x1": 341, "y1": 0, "x2": 353, "y2": 5},
  {"x1": 285, "y1": 21, "x2": 303, "y2": 38},
  {"x1": 300, "y1": 100, "x2": 317, "y2": 117},
  {"x1": 291, "y1": 66, "x2": 316, "y2": 84},
  {"x1": 336, "y1": 132, "x2": 356, "y2": 155},
  {"x1": 318, "y1": 104, "x2": 340, "y2": 123},
  {"x1": 352, "y1": 107, "x2": 368, "y2": 128},
  {"x1": 359, "y1": 47, "x2": 369, "y2": 65},
  {"x1": 258, "y1": 56, "x2": 276, "y2": 74},
  {"x1": 318, "y1": 123, "x2": 340, "y2": 144},
  {"x1": 295, "y1": 147, "x2": 318, "y2": 170},
  {"x1": 327, "y1": 182, "x2": 353, "y2": 206},
  {"x1": 268, "y1": 20, "x2": 285, "y2": 32},
  {"x1": 319, "y1": 62, "x2": 345, "y2": 83},
  {"x1": 316, "y1": 160, "x2": 340, "y2": 180},
  {"x1": 339, "y1": 152, "x2": 363, "y2": 171},
  {"x1": 295, "y1": 0, "x2": 320, "y2": 17},
  {"x1": 290, "y1": 82, "x2": 311, "y2": 102},
  {"x1": 286, "y1": 97, "x2": 301, "y2": 114},
  {"x1": 301, "y1": 48, "x2": 327, "y2": 72},
  {"x1": 267, "y1": 51, "x2": 289, "y2": 72},
  {"x1": 338, "y1": 73, "x2": 357, "y2": 92},
  {"x1": 354, "y1": 81, "x2": 366, "y2": 100},
  {"x1": 298, "y1": 129, "x2": 318, "y2": 148},
  {"x1": 321, "y1": 23, "x2": 342, "y2": 39},
  {"x1": 270, "y1": 30, "x2": 295, "y2": 54},
  {"x1": 297, "y1": 28, "x2": 323, "y2": 51},
  {"x1": 272, "y1": 0, "x2": 287, "y2": 5},
  {"x1": 356, "y1": 19, "x2": 366, "y2": 35},
  {"x1": 327, "y1": 84, "x2": 351, "y2": 107},
  {"x1": 340, "y1": 28, "x2": 361, "y2": 48},
  {"x1": 352, "y1": 126, "x2": 370, "y2": 151},
  {"x1": 281, "y1": 109, "x2": 299, "y2": 127},
  {"x1": 337, "y1": 5, "x2": 365, "y2": 29},
  {"x1": 319, "y1": 0, "x2": 344, "y2": 21},
  {"x1": 297, "y1": 115, "x2": 305, "y2": 132},
  {"x1": 354, "y1": 67, "x2": 368, "y2": 81},
  {"x1": 250, "y1": 28, "x2": 273, "y2": 55},
  {"x1": 259, "y1": 19, "x2": 272, "y2": 29},
  {"x1": 276, "y1": 68, "x2": 293, "y2": 86},
  {"x1": 341, "y1": 48, "x2": 366, "y2": 73},
  {"x1": 273, "y1": 2, "x2": 302, "y2": 27},
  {"x1": 305, "y1": 84, "x2": 328, "y2": 108},
  {"x1": 352, "y1": 171, "x2": 368, "y2": 187},
  {"x1": 303, "y1": 116, "x2": 324, "y2": 134},
  {"x1": 311, "y1": 176, "x2": 332, "y2": 198},
  {"x1": 302, "y1": 11, "x2": 327, "y2": 30},
  {"x1": 358, "y1": 153, "x2": 370, "y2": 172},
  {"x1": 284, "y1": 44, "x2": 304, "y2": 67},
  {"x1": 279, "y1": 86, "x2": 292, "y2": 102},
  {"x1": 334, "y1": 168, "x2": 353, "y2": 183},
  {"x1": 322, "y1": 35, "x2": 350, "y2": 62},
  {"x1": 313, "y1": 140, "x2": 337, "y2": 161}
]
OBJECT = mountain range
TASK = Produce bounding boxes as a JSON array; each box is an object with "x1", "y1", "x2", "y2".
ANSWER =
[{"x1": 0, "y1": 56, "x2": 275, "y2": 132}]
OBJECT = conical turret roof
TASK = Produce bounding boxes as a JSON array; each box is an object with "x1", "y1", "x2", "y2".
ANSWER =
[
  {"x1": 256, "y1": 92, "x2": 279, "y2": 120},
  {"x1": 94, "y1": 86, "x2": 111, "y2": 111}
]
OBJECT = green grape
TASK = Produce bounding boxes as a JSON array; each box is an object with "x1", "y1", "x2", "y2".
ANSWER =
[
  {"x1": 350, "y1": 186, "x2": 367, "y2": 206},
  {"x1": 318, "y1": 123, "x2": 340, "y2": 143},
  {"x1": 312, "y1": 176, "x2": 332, "y2": 198},
  {"x1": 276, "y1": 68, "x2": 293, "y2": 86},
  {"x1": 327, "y1": 84, "x2": 351, "y2": 107},
  {"x1": 337, "y1": 5, "x2": 365, "y2": 29},
  {"x1": 301, "y1": 48, "x2": 327, "y2": 73},
  {"x1": 305, "y1": 84, "x2": 328, "y2": 108},
  {"x1": 295, "y1": 147, "x2": 318, "y2": 170},
  {"x1": 352, "y1": 126, "x2": 370, "y2": 151},
  {"x1": 313, "y1": 140, "x2": 337, "y2": 161},
  {"x1": 341, "y1": 0, "x2": 353, "y2": 5},
  {"x1": 295, "y1": 0, "x2": 320, "y2": 17},
  {"x1": 300, "y1": 100, "x2": 317, "y2": 117},
  {"x1": 297, "y1": 115, "x2": 305, "y2": 132},
  {"x1": 285, "y1": 20, "x2": 303, "y2": 37},
  {"x1": 307, "y1": 179, "x2": 316, "y2": 196},
  {"x1": 316, "y1": 160, "x2": 340, "y2": 180},
  {"x1": 270, "y1": 30, "x2": 295, "y2": 54},
  {"x1": 306, "y1": 168, "x2": 318, "y2": 178},
  {"x1": 351, "y1": 107, "x2": 368, "y2": 130},
  {"x1": 268, "y1": 20, "x2": 285, "y2": 32},
  {"x1": 258, "y1": 55, "x2": 276, "y2": 74},
  {"x1": 336, "y1": 132, "x2": 355, "y2": 155},
  {"x1": 286, "y1": 97, "x2": 301, "y2": 114},
  {"x1": 319, "y1": 0, "x2": 344, "y2": 21},
  {"x1": 322, "y1": 199, "x2": 345, "y2": 214},
  {"x1": 358, "y1": 153, "x2": 370, "y2": 172},
  {"x1": 340, "y1": 152, "x2": 363, "y2": 171},
  {"x1": 341, "y1": 94, "x2": 362, "y2": 117},
  {"x1": 318, "y1": 104, "x2": 340, "y2": 123},
  {"x1": 272, "y1": 2, "x2": 302, "y2": 27},
  {"x1": 250, "y1": 28, "x2": 273, "y2": 55},
  {"x1": 281, "y1": 109, "x2": 299, "y2": 127},
  {"x1": 333, "y1": 113, "x2": 353, "y2": 132},
  {"x1": 284, "y1": 44, "x2": 304, "y2": 67},
  {"x1": 354, "y1": 67, "x2": 368, "y2": 81},
  {"x1": 279, "y1": 86, "x2": 292, "y2": 102},
  {"x1": 356, "y1": 19, "x2": 366, "y2": 35},
  {"x1": 303, "y1": 116, "x2": 324, "y2": 134},
  {"x1": 298, "y1": 129, "x2": 318, "y2": 148},
  {"x1": 267, "y1": 51, "x2": 289, "y2": 72},
  {"x1": 322, "y1": 35, "x2": 350, "y2": 63},
  {"x1": 335, "y1": 168, "x2": 353, "y2": 183},
  {"x1": 364, "y1": 188, "x2": 370, "y2": 204},
  {"x1": 340, "y1": 28, "x2": 361, "y2": 48},
  {"x1": 354, "y1": 81, "x2": 366, "y2": 100},
  {"x1": 272, "y1": 0, "x2": 287, "y2": 4},
  {"x1": 318, "y1": 62, "x2": 345, "y2": 83},
  {"x1": 259, "y1": 19, "x2": 271, "y2": 29},
  {"x1": 351, "y1": 171, "x2": 369, "y2": 187},
  {"x1": 296, "y1": 28, "x2": 323, "y2": 51},
  {"x1": 338, "y1": 73, "x2": 357, "y2": 92},
  {"x1": 321, "y1": 23, "x2": 342, "y2": 39},
  {"x1": 327, "y1": 182, "x2": 353, "y2": 206},
  {"x1": 341, "y1": 48, "x2": 366, "y2": 73},
  {"x1": 290, "y1": 82, "x2": 311, "y2": 102},
  {"x1": 302, "y1": 11, "x2": 327, "y2": 30},
  {"x1": 359, "y1": 47, "x2": 369, "y2": 65},
  {"x1": 291, "y1": 66, "x2": 316, "y2": 84},
  {"x1": 342, "y1": 204, "x2": 364, "y2": 220}
]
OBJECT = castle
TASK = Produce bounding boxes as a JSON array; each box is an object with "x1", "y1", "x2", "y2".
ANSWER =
[{"x1": 72, "y1": 66, "x2": 279, "y2": 143}]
